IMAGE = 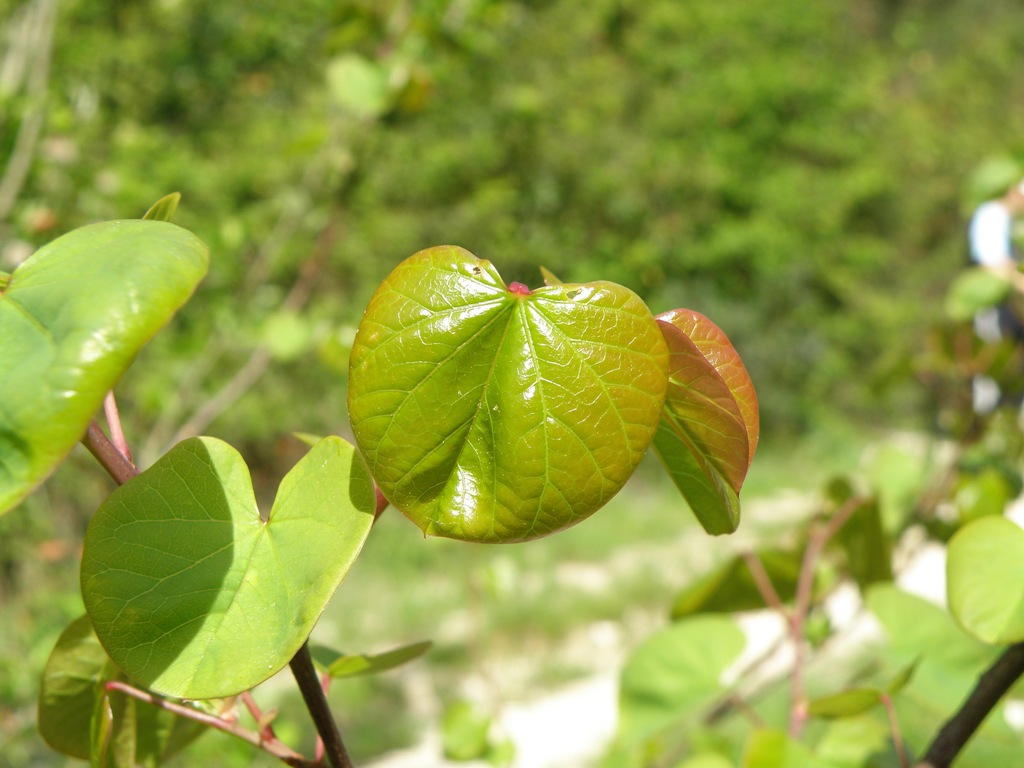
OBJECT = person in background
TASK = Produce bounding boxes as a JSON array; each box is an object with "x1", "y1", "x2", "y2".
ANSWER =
[{"x1": 968, "y1": 179, "x2": 1024, "y2": 412}]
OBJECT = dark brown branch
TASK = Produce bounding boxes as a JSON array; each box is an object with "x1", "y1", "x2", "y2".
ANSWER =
[
  {"x1": 290, "y1": 641, "x2": 352, "y2": 768},
  {"x1": 82, "y1": 422, "x2": 138, "y2": 486},
  {"x1": 917, "y1": 641, "x2": 1024, "y2": 768}
]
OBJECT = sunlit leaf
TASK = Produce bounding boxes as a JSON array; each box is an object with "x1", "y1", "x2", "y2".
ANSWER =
[
  {"x1": 442, "y1": 701, "x2": 493, "y2": 761},
  {"x1": 81, "y1": 436, "x2": 375, "y2": 699},
  {"x1": 348, "y1": 246, "x2": 669, "y2": 542},
  {"x1": 0, "y1": 220, "x2": 208, "y2": 515},
  {"x1": 947, "y1": 516, "x2": 1024, "y2": 644}
]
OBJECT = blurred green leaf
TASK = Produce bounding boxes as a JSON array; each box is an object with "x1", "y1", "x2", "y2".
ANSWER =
[
  {"x1": 327, "y1": 54, "x2": 390, "y2": 118},
  {"x1": 945, "y1": 268, "x2": 1012, "y2": 322},
  {"x1": 262, "y1": 310, "x2": 313, "y2": 361},
  {"x1": 442, "y1": 701, "x2": 492, "y2": 761},
  {"x1": 0, "y1": 220, "x2": 208, "y2": 515},
  {"x1": 321, "y1": 640, "x2": 432, "y2": 679},
  {"x1": 670, "y1": 549, "x2": 802, "y2": 619},
  {"x1": 617, "y1": 616, "x2": 745, "y2": 744},
  {"x1": 348, "y1": 246, "x2": 669, "y2": 542},
  {"x1": 947, "y1": 516, "x2": 1024, "y2": 644},
  {"x1": 142, "y1": 193, "x2": 181, "y2": 222},
  {"x1": 954, "y1": 468, "x2": 1014, "y2": 524},
  {"x1": 81, "y1": 436, "x2": 375, "y2": 699},
  {"x1": 742, "y1": 729, "x2": 831, "y2": 768},
  {"x1": 834, "y1": 497, "x2": 892, "y2": 591},
  {"x1": 807, "y1": 689, "x2": 881, "y2": 719}
]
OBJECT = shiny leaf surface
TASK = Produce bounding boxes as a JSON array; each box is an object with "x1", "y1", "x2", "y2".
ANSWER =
[
  {"x1": 348, "y1": 246, "x2": 669, "y2": 542},
  {"x1": 81, "y1": 436, "x2": 375, "y2": 698},
  {"x1": 651, "y1": 311, "x2": 757, "y2": 534},
  {"x1": 0, "y1": 220, "x2": 208, "y2": 515}
]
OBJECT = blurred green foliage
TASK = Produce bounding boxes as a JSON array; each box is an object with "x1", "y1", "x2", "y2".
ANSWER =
[
  {"x1": 5, "y1": 0, "x2": 1024, "y2": 446},
  {"x1": 6, "y1": 0, "x2": 1024, "y2": 763}
]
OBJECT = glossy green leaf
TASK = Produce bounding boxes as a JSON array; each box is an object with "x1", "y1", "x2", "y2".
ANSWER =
[
  {"x1": 142, "y1": 192, "x2": 181, "y2": 222},
  {"x1": 81, "y1": 435, "x2": 375, "y2": 699},
  {"x1": 651, "y1": 311, "x2": 757, "y2": 535},
  {"x1": 39, "y1": 615, "x2": 207, "y2": 764},
  {"x1": 0, "y1": 220, "x2": 209, "y2": 515},
  {"x1": 348, "y1": 246, "x2": 669, "y2": 542},
  {"x1": 618, "y1": 615, "x2": 745, "y2": 743},
  {"x1": 322, "y1": 640, "x2": 432, "y2": 679},
  {"x1": 947, "y1": 516, "x2": 1024, "y2": 644},
  {"x1": 658, "y1": 309, "x2": 759, "y2": 469}
]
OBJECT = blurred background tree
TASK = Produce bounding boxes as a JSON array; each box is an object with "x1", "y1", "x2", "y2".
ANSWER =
[{"x1": 4, "y1": 0, "x2": 1024, "y2": 764}]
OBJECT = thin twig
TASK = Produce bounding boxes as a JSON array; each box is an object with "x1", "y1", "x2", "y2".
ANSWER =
[
  {"x1": 106, "y1": 681, "x2": 318, "y2": 768},
  {"x1": 788, "y1": 496, "x2": 864, "y2": 737},
  {"x1": 916, "y1": 641, "x2": 1024, "y2": 768},
  {"x1": 103, "y1": 391, "x2": 132, "y2": 463},
  {"x1": 741, "y1": 550, "x2": 788, "y2": 617},
  {"x1": 82, "y1": 422, "x2": 138, "y2": 486},
  {"x1": 881, "y1": 693, "x2": 911, "y2": 768},
  {"x1": 290, "y1": 641, "x2": 353, "y2": 768}
]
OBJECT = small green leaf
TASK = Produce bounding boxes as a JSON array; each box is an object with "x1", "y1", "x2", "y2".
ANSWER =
[
  {"x1": 348, "y1": 246, "x2": 669, "y2": 542},
  {"x1": 324, "y1": 640, "x2": 432, "y2": 679},
  {"x1": 39, "y1": 615, "x2": 207, "y2": 764},
  {"x1": 651, "y1": 311, "x2": 757, "y2": 535},
  {"x1": 442, "y1": 700, "x2": 493, "y2": 761},
  {"x1": 806, "y1": 688, "x2": 882, "y2": 719},
  {"x1": 142, "y1": 193, "x2": 181, "y2": 222},
  {"x1": 945, "y1": 268, "x2": 1012, "y2": 322},
  {"x1": 886, "y1": 658, "x2": 919, "y2": 694},
  {"x1": 38, "y1": 615, "x2": 110, "y2": 759},
  {"x1": 618, "y1": 616, "x2": 745, "y2": 743},
  {"x1": 539, "y1": 266, "x2": 564, "y2": 286},
  {"x1": 947, "y1": 516, "x2": 1024, "y2": 644},
  {"x1": 81, "y1": 436, "x2": 376, "y2": 699},
  {"x1": 0, "y1": 220, "x2": 209, "y2": 515},
  {"x1": 91, "y1": 690, "x2": 115, "y2": 768},
  {"x1": 327, "y1": 54, "x2": 391, "y2": 118}
]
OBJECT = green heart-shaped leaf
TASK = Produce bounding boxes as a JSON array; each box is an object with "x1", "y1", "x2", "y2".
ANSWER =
[
  {"x1": 348, "y1": 246, "x2": 669, "y2": 542},
  {"x1": 0, "y1": 220, "x2": 208, "y2": 515},
  {"x1": 81, "y1": 435, "x2": 375, "y2": 699},
  {"x1": 651, "y1": 311, "x2": 757, "y2": 534},
  {"x1": 947, "y1": 516, "x2": 1024, "y2": 644}
]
